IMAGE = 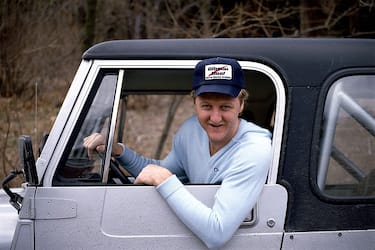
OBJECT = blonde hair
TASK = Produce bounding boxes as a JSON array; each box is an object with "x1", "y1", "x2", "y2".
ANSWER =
[{"x1": 237, "y1": 89, "x2": 249, "y2": 104}]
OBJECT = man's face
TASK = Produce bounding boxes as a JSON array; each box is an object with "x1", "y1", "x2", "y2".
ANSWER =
[{"x1": 195, "y1": 93, "x2": 243, "y2": 153}]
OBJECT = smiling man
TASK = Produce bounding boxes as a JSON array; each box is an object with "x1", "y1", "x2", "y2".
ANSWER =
[{"x1": 84, "y1": 57, "x2": 272, "y2": 249}]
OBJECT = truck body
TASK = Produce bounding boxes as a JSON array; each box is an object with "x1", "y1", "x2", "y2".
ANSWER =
[{"x1": 1, "y1": 38, "x2": 374, "y2": 249}]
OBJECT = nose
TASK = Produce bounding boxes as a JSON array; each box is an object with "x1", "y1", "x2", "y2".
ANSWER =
[{"x1": 210, "y1": 108, "x2": 222, "y2": 123}]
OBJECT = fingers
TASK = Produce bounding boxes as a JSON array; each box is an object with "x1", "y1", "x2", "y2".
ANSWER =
[
  {"x1": 83, "y1": 133, "x2": 106, "y2": 158},
  {"x1": 134, "y1": 164, "x2": 172, "y2": 186},
  {"x1": 83, "y1": 133, "x2": 104, "y2": 147},
  {"x1": 96, "y1": 144, "x2": 105, "y2": 153}
]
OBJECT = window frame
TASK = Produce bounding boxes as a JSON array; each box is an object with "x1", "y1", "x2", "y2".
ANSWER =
[
  {"x1": 52, "y1": 69, "x2": 120, "y2": 185},
  {"x1": 44, "y1": 59, "x2": 286, "y2": 186}
]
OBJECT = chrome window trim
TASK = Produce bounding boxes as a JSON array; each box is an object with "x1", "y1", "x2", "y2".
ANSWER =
[
  {"x1": 239, "y1": 62, "x2": 285, "y2": 184},
  {"x1": 42, "y1": 60, "x2": 108, "y2": 186},
  {"x1": 102, "y1": 70, "x2": 124, "y2": 183},
  {"x1": 42, "y1": 59, "x2": 285, "y2": 186},
  {"x1": 38, "y1": 60, "x2": 93, "y2": 185}
]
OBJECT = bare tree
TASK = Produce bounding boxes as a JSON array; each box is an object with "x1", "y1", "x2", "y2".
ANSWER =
[{"x1": 1, "y1": 0, "x2": 374, "y2": 184}]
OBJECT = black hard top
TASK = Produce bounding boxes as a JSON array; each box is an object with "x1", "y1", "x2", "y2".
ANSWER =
[{"x1": 83, "y1": 38, "x2": 375, "y2": 86}]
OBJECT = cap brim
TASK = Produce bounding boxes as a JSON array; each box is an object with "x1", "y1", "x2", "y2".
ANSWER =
[{"x1": 195, "y1": 84, "x2": 241, "y2": 97}]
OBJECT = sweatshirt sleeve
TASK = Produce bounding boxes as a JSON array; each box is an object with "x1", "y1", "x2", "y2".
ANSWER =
[
  {"x1": 114, "y1": 143, "x2": 186, "y2": 179},
  {"x1": 156, "y1": 137, "x2": 271, "y2": 249},
  {"x1": 114, "y1": 143, "x2": 161, "y2": 177}
]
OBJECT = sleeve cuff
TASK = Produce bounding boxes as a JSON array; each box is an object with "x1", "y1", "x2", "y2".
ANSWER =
[
  {"x1": 114, "y1": 143, "x2": 126, "y2": 157},
  {"x1": 156, "y1": 175, "x2": 184, "y2": 199}
]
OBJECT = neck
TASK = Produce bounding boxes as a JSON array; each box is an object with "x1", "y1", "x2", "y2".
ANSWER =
[{"x1": 209, "y1": 143, "x2": 221, "y2": 156}]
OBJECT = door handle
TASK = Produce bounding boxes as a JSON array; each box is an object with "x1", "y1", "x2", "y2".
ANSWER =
[{"x1": 241, "y1": 203, "x2": 258, "y2": 227}]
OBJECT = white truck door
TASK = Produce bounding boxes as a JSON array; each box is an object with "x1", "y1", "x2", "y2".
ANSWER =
[
  {"x1": 32, "y1": 184, "x2": 286, "y2": 250},
  {"x1": 101, "y1": 184, "x2": 287, "y2": 249}
]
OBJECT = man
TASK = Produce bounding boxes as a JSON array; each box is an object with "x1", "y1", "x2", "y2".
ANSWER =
[{"x1": 84, "y1": 57, "x2": 272, "y2": 249}]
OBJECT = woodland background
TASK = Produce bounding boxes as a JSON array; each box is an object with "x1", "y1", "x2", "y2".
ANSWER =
[{"x1": 1, "y1": 0, "x2": 375, "y2": 185}]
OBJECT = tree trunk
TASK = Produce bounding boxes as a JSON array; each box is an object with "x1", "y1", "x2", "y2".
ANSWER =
[{"x1": 83, "y1": 0, "x2": 97, "y2": 51}]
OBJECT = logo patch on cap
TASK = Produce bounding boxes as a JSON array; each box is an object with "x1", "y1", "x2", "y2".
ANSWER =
[{"x1": 205, "y1": 64, "x2": 232, "y2": 80}]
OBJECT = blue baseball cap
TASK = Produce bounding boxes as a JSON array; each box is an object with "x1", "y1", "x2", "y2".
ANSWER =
[{"x1": 192, "y1": 57, "x2": 245, "y2": 97}]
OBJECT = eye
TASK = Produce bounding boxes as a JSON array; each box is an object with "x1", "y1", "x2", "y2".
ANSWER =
[
  {"x1": 201, "y1": 104, "x2": 211, "y2": 110},
  {"x1": 221, "y1": 105, "x2": 232, "y2": 111}
]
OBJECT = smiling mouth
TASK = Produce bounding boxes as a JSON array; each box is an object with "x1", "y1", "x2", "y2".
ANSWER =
[{"x1": 208, "y1": 122, "x2": 224, "y2": 128}]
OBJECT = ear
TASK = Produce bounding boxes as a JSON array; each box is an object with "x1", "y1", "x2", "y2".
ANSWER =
[{"x1": 240, "y1": 100, "x2": 245, "y2": 113}]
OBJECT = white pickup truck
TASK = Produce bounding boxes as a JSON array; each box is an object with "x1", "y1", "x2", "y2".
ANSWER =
[{"x1": 1, "y1": 38, "x2": 374, "y2": 250}]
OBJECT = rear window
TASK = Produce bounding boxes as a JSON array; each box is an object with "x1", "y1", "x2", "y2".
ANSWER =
[{"x1": 318, "y1": 75, "x2": 375, "y2": 198}]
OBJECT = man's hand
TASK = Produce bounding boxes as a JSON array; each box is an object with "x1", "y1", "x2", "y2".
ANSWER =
[
  {"x1": 83, "y1": 133, "x2": 124, "y2": 158},
  {"x1": 134, "y1": 164, "x2": 173, "y2": 186},
  {"x1": 83, "y1": 133, "x2": 106, "y2": 158}
]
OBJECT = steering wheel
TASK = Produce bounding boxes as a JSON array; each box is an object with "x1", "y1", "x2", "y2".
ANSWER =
[
  {"x1": 108, "y1": 158, "x2": 133, "y2": 184},
  {"x1": 96, "y1": 152, "x2": 133, "y2": 184}
]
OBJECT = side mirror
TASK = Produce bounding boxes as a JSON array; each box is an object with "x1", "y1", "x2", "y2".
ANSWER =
[
  {"x1": 0, "y1": 135, "x2": 37, "y2": 211},
  {"x1": 18, "y1": 135, "x2": 38, "y2": 185}
]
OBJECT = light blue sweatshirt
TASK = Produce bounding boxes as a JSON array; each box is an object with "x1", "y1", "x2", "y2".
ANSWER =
[{"x1": 116, "y1": 115, "x2": 272, "y2": 249}]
